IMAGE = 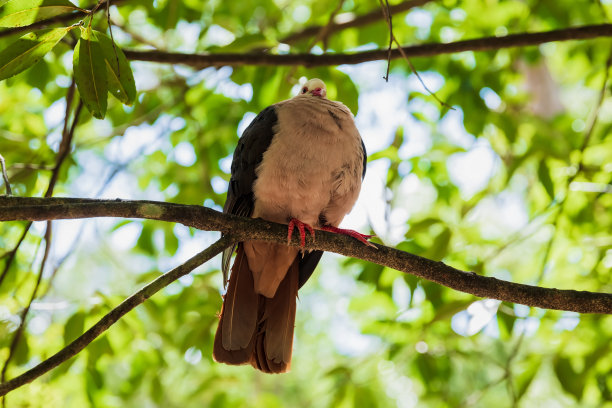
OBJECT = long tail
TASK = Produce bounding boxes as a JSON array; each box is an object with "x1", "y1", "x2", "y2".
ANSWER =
[{"x1": 213, "y1": 245, "x2": 299, "y2": 373}]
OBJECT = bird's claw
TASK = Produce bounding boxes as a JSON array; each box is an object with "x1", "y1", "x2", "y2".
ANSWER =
[
  {"x1": 321, "y1": 225, "x2": 377, "y2": 248},
  {"x1": 287, "y1": 218, "x2": 315, "y2": 247}
]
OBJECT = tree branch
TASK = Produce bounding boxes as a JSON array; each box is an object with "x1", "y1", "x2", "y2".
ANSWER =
[
  {"x1": 123, "y1": 24, "x2": 612, "y2": 68},
  {"x1": 1, "y1": 196, "x2": 611, "y2": 314},
  {"x1": 0, "y1": 235, "x2": 233, "y2": 397}
]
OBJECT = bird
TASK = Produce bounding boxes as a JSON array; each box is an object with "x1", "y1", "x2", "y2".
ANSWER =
[{"x1": 213, "y1": 78, "x2": 372, "y2": 373}]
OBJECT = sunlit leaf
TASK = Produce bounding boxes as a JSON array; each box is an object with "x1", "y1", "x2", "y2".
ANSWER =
[
  {"x1": 0, "y1": 27, "x2": 70, "y2": 80},
  {"x1": 14, "y1": 334, "x2": 29, "y2": 365},
  {"x1": 538, "y1": 159, "x2": 555, "y2": 199},
  {"x1": 554, "y1": 357, "x2": 586, "y2": 400},
  {"x1": 516, "y1": 358, "x2": 540, "y2": 401},
  {"x1": 63, "y1": 311, "x2": 85, "y2": 345},
  {"x1": 0, "y1": 0, "x2": 80, "y2": 27},
  {"x1": 428, "y1": 228, "x2": 451, "y2": 261}
]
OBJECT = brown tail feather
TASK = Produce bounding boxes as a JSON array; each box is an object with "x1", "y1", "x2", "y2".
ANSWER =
[
  {"x1": 213, "y1": 245, "x2": 258, "y2": 365},
  {"x1": 213, "y1": 245, "x2": 299, "y2": 373},
  {"x1": 250, "y1": 259, "x2": 298, "y2": 373}
]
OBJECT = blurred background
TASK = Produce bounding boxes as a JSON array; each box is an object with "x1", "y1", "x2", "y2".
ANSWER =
[{"x1": 1, "y1": 0, "x2": 611, "y2": 406}]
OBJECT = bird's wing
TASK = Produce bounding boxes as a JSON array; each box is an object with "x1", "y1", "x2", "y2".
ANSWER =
[
  {"x1": 222, "y1": 106, "x2": 279, "y2": 285},
  {"x1": 361, "y1": 138, "x2": 367, "y2": 179}
]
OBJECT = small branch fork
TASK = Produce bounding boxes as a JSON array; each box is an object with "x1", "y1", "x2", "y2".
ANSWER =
[
  {"x1": 379, "y1": 0, "x2": 453, "y2": 109},
  {"x1": 0, "y1": 196, "x2": 611, "y2": 396},
  {"x1": 0, "y1": 236, "x2": 233, "y2": 397}
]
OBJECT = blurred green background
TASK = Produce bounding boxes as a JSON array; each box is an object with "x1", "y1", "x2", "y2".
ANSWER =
[{"x1": 1, "y1": 0, "x2": 612, "y2": 406}]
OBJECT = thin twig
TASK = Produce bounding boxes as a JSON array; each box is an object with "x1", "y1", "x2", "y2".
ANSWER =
[
  {"x1": 0, "y1": 223, "x2": 32, "y2": 288},
  {"x1": 0, "y1": 236, "x2": 234, "y2": 397},
  {"x1": 61, "y1": 78, "x2": 76, "y2": 141},
  {"x1": 7, "y1": 163, "x2": 54, "y2": 172},
  {"x1": 0, "y1": 154, "x2": 11, "y2": 195},
  {"x1": 1, "y1": 196, "x2": 611, "y2": 314},
  {"x1": 45, "y1": 100, "x2": 83, "y2": 198},
  {"x1": 106, "y1": 0, "x2": 120, "y2": 78},
  {"x1": 378, "y1": 0, "x2": 393, "y2": 82},
  {"x1": 394, "y1": 37, "x2": 455, "y2": 109}
]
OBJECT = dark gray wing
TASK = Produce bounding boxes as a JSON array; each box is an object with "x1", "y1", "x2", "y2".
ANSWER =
[
  {"x1": 361, "y1": 139, "x2": 367, "y2": 179},
  {"x1": 222, "y1": 106, "x2": 278, "y2": 283}
]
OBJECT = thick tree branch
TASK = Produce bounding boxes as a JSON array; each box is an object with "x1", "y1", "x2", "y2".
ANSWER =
[
  {"x1": 123, "y1": 24, "x2": 612, "y2": 68},
  {"x1": 0, "y1": 236, "x2": 233, "y2": 397},
  {"x1": 1, "y1": 196, "x2": 611, "y2": 314}
]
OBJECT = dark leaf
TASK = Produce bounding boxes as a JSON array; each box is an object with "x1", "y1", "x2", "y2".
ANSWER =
[
  {"x1": 74, "y1": 27, "x2": 108, "y2": 118},
  {"x1": 92, "y1": 30, "x2": 136, "y2": 105}
]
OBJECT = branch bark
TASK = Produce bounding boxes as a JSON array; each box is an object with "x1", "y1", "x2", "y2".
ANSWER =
[
  {"x1": 123, "y1": 24, "x2": 612, "y2": 68},
  {"x1": 0, "y1": 236, "x2": 233, "y2": 397},
  {"x1": 1, "y1": 196, "x2": 611, "y2": 314}
]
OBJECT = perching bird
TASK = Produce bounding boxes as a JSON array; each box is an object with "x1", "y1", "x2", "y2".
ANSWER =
[{"x1": 213, "y1": 78, "x2": 371, "y2": 373}]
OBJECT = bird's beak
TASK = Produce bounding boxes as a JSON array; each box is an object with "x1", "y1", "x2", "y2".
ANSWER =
[{"x1": 310, "y1": 88, "x2": 323, "y2": 97}]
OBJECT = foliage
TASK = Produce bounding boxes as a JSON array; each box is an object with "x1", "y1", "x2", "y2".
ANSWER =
[{"x1": 1, "y1": 0, "x2": 612, "y2": 406}]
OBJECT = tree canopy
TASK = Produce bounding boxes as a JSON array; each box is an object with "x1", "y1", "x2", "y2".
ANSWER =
[{"x1": 0, "y1": 0, "x2": 611, "y2": 406}]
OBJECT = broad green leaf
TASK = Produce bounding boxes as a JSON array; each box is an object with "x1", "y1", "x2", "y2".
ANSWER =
[
  {"x1": 0, "y1": 27, "x2": 69, "y2": 80},
  {"x1": 14, "y1": 334, "x2": 29, "y2": 365},
  {"x1": 92, "y1": 30, "x2": 136, "y2": 105},
  {"x1": 0, "y1": 0, "x2": 80, "y2": 27},
  {"x1": 63, "y1": 311, "x2": 85, "y2": 345},
  {"x1": 516, "y1": 358, "x2": 541, "y2": 400},
  {"x1": 428, "y1": 227, "x2": 451, "y2": 261},
  {"x1": 74, "y1": 27, "x2": 107, "y2": 119},
  {"x1": 554, "y1": 357, "x2": 586, "y2": 400}
]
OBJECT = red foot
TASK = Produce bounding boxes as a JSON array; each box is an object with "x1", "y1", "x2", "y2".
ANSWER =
[
  {"x1": 287, "y1": 218, "x2": 315, "y2": 247},
  {"x1": 321, "y1": 225, "x2": 376, "y2": 248}
]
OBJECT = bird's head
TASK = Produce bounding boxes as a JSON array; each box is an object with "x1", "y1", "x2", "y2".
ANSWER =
[{"x1": 297, "y1": 78, "x2": 327, "y2": 99}]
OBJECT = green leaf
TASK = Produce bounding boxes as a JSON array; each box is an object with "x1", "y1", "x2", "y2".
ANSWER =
[
  {"x1": 0, "y1": 27, "x2": 69, "y2": 81},
  {"x1": 92, "y1": 30, "x2": 136, "y2": 105},
  {"x1": 14, "y1": 335, "x2": 29, "y2": 365},
  {"x1": 87, "y1": 335, "x2": 113, "y2": 362},
  {"x1": 516, "y1": 358, "x2": 540, "y2": 400},
  {"x1": 538, "y1": 160, "x2": 555, "y2": 200},
  {"x1": 74, "y1": 27, "x2": 108, "y2": 119},
  {"x1": 428, "y1": 228, "x2": 451, "y2": 261},
  {"x1": 64, "y1": 311, "x2": 85, "y2": 345},
  {"x1": 0, "y1": 0, "x2": 80, "y2": 27},
  {"x1": 554, "y1": 357, "x2": 586, "y2": 400}
]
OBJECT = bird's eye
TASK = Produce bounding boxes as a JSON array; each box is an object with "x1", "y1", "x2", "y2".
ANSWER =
[{"x1": 301, "y1": 87, "x2": 308, "y2": 94}]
